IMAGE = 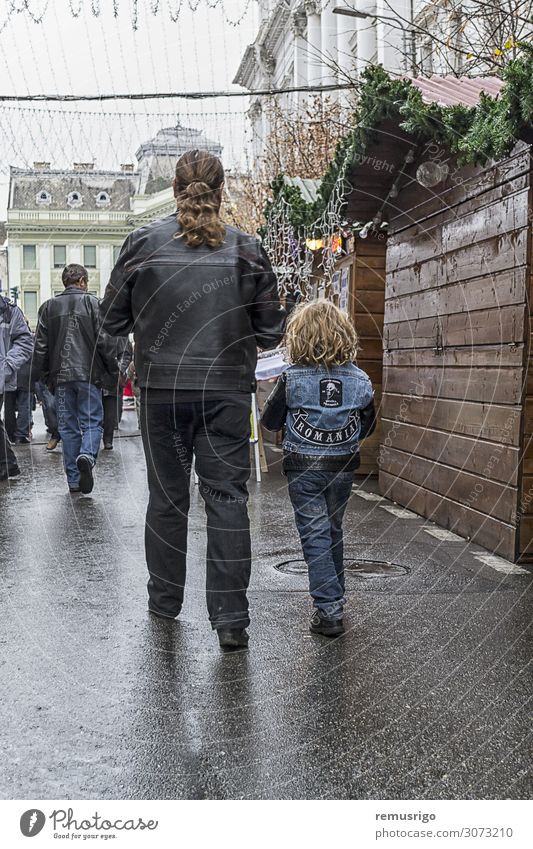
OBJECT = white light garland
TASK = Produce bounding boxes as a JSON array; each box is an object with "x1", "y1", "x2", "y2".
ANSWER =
[
  {"x1": 262, "y1": 146, "x2": 353, "y2": 300},
  {"x1": 4, "y1": 0, "x2": 253, "y2": 29}
]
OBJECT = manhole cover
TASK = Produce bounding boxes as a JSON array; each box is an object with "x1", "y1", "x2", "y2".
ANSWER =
[
  {"x1": 274, "y1": 558, "x2": 409, "y2": 577},
  {"x1": 346, "y1": 559, "x2": 409, "y2": 577}
]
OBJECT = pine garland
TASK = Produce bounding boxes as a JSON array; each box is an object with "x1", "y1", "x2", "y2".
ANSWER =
[{"x1": 265, "y1": 46, "x2": 533, "y2": 233}]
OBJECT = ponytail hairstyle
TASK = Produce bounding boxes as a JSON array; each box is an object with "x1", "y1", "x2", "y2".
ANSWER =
[{"x1": 173, "y1": 149, "x2": 226, "y2": 249}]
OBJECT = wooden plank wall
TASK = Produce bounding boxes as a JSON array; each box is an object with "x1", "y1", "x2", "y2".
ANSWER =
[
  {"x1": 379, "y1": 144, "x2": 532, "y2": 561},
  {"x1": 518, "y1": 232, "x2": 533, "y2": 559},
  {"x1": 350, "y1": 237, "x2": 386, "y2": 475}
]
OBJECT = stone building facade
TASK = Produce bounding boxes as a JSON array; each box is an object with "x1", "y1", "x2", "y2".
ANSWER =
[
  {"x1": 6, "y1": 125, "x2": 221, "y2": 326},
  {"x1": 234, "y1": 0, "x2": 467, "y2": 162}
]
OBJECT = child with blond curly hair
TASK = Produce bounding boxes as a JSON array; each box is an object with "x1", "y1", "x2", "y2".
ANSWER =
[{"x1": 262, "y1": 300, "x2": 375, "y2": 636}]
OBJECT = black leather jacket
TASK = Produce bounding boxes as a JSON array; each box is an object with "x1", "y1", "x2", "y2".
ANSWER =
[
  {"x1": 32, "y1": 287, "x2": 118, "y2": 388},
  {"x1": 99, "y1": 215, "x2": 286, "y2": 392}
]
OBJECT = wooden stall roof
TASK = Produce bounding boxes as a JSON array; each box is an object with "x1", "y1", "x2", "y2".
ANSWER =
[
  {"x1": 343, "y1": 73, "x2": 508, "y2": 236},
  {"x1": 406, "y1": 74, "x2": 503, "y2": 107}
]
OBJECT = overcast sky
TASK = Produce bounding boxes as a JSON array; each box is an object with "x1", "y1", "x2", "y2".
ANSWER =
[{"x1": 0, "y1": 0, "x2": 256, "y2": 215}]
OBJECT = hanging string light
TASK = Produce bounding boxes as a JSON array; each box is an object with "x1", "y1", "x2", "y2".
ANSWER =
[
  {"x1": 6, "y1": 0, "x2": 254, "y2": 29},
  {"x1": 261, "y1": 141, "x2": 354, "y2": 300},
  {"x1": 262, "y1": 195, "x2": 314, "y2": 299},
  {"x1": 9, "y1": 0, "x2": 50, "y2": 23}
]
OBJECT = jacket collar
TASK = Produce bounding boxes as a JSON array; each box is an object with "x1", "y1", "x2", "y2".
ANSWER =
[{"x1": 57, "y1": 286, "x2": 88, "y2": 296}]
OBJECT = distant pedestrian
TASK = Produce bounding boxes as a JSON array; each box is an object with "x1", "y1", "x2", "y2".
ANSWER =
[
  {"x1": 34, "y1": 380, "x2": 61, "y2": 450},
  {"x1": 0, "y1": 294, "x2": 33, "y2": 481},
  {"x1": 32, "y1": 264, "x2": 118, "y2": 493},
  {"x1": 100, "y1": 149, "x2": 285, "y2": 649},
  {"x1": 101, "y1": 336, "x2": 132, "y2": 449},
  {"x1": 262, "y1": 300, "x2": 376, "y2": 637},
  {"x1": 4, "y1": 328, "x2": 34, "y2": 444}
]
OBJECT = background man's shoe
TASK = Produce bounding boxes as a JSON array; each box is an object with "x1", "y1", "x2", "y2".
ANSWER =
[
  {"x1": 309, "y1": 612, "x2": 345, "y2": 637},
  {"x1": 76, "y1": 455, "x2": 94, "y2": 494},
  {"x1": 103, "y1": 441, "x2": 113, "y2": 450},
  {"x1": 16, "y1": 436, "x2": 30, "y2": 444},
  {"x1": 217, "y1": 628, "x2": 249, "y2": 649},
  {"x1": 46, "y1": 437, "x2": 59, "y2": 451}
]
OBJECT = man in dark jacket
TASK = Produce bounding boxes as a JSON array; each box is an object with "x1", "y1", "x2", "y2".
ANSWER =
[
  {"x1": 32, "y1": 264, "x2": 118, "y2": 493},
  {"x1": 99, "y1": 149, "x2": 285, "y2": 649},
  {"x1": 0, "y1": 294, "x2": 33, "y2": 480}
]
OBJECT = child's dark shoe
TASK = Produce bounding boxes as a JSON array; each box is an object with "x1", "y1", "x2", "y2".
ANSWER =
[{"x1": 309, "y1": 611, "x2": 345, "y2": 637}]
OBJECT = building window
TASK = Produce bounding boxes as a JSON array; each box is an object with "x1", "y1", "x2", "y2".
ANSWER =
[
  {"x1": 36, "y1": 190, "x2": 52, "y2": 206},
  {"x1": 53, "y1": 245, "x2": 66, "y2": 268},
  {"x1": 419, "y1": 38, "x2": 434, "y2": 74},
  {"x1": 67, "y1": 191, "x2": 83, "y2": 208},
  {"x1": 113, "y1": 245, "x2": 121, "y2": 265},
  {"x1": 22, "y1": 245, "x2": 37, "y2": 270},
  {"x1": 83, "y1": 245, "x2": 97, "y2": 267},
  {"x1": 23, "y1": 290, "x2": 38, "y2": 318},
  {"x1": 95, "y1": 191, "x2": 111, "y2": 208}
]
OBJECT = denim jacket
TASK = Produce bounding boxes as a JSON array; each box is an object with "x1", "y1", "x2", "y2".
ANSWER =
[{"x1": 262, "y1": 362, "x2": 375, "y2": 471}]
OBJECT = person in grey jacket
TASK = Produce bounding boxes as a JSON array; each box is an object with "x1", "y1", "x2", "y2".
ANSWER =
[{"x1": 0, "y1": 294, "x2": 33, "y2": 480}]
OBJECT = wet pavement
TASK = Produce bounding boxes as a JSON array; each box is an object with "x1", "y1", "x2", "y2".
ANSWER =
[{"x1": 1, "y1": 409, "x2": 532, "y2": 800}]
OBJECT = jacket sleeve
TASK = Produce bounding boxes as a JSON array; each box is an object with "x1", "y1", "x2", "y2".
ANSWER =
[
  {"x1": 100, "y1": 234, "x2": 136, "y2": 336},
  {"x1": 359, "y1": 399, "x2": 376, "y2": 440},
  {"x1": 261, "y1": 373, "x2": 288, "y2": 431},
  {"x1": 6, "y1": 306, "x2": 33, "y2": 378},
  {"x1": 247, "y1": 242, "x2": 286, "y2": 350}
]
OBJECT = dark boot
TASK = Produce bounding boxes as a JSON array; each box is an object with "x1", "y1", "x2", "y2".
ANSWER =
[
  {"x1": 217, "y1": 628, "x2": 249, "y2": 650},
  {"x1": 76, "y1": 454, "x2": 94, "y2": 494}
]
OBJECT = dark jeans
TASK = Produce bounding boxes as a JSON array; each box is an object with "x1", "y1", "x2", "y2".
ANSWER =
[
  {"x1": 103, "y1": 394, "x2": 119, "y2": 444},
  {"x1": 4, "y1": 389, "x2": 32, "y2": 439},
  {"x1": 0, "y1": 394, "x2": 19, "y2": 474},
  {"x1": 35, "y1": 381, "x2": 59, "y2": 439},
  {"x1": 56, "y1": 381, "x2": 103, "y2": 487},
  {"x1": 287, "y1": 468, "x2": 353, "y2": 620},
  {"x1": 141, "y1": 396, "x2": 252, "y2": 629}
]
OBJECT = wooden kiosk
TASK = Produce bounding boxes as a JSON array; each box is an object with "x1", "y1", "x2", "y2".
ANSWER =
[{"x1": 342, "y1": 129, "x2": 533, "y2": 562}]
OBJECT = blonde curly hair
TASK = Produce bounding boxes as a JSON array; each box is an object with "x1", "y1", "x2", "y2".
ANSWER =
[{"x1": 286, "y1": 300, "x2": 358, "y2": 366}]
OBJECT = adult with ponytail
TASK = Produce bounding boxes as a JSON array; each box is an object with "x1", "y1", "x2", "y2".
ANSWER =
[{"x1": 100, "y1": 149, "x2": 285, "y2": 649}]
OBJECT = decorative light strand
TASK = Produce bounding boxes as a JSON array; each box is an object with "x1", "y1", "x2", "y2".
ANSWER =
[{"x1": 4, "y1": 0, "x2": 254, "y2": 29}]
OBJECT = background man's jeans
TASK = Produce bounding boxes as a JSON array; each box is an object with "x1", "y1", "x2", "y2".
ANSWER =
[
  {"x1": 140, "y1": 396, "x2": 252, "y2": 630},
  {"x1": 4, "y1": 389, "x2": 32, "y2": 439},
  {"x1": 287, "y1": 468, "x2": 353, "y2": 621},
  {"x1": 56, "y1": 381, "x2": 103, "y2": 487}
]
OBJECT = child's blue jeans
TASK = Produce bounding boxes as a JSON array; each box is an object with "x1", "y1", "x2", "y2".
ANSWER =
[{"x1": 287, "y1": 468, "x2": 353, "y2": 621}]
